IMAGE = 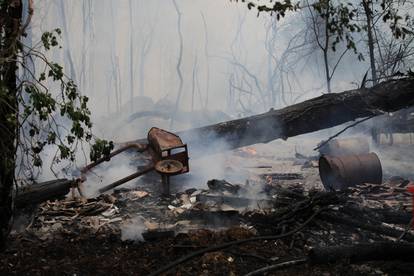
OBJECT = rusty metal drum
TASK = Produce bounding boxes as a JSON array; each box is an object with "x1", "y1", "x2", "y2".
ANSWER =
[{"x1": 319, "y1": 153, "x2": 382, "y2": 191}]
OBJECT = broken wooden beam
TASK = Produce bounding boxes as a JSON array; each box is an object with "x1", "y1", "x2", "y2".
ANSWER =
[{"x1": 15, "y1": 179, "x2": 74, "y2": 208}]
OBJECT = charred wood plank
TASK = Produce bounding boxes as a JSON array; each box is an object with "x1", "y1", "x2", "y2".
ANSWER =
[
  {"x1": 260, "y1": 173, "x2": 304, "y2": 181},
  {"x1": 15, "y1": 179, "x2": 74, "y2": 208},
  {"x1": 196, "y1": 194, "x2": 272, "y2": 208}
]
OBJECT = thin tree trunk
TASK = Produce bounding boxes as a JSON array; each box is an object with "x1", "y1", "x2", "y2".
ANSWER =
[
  {"x1": 112, "y1": 55, "x2": 120, "y2": 113},
  {"x1": 170, "y1": 0, "x2": 184, "y2": 129},
  {"x1": 59, "y1": 0, "x2": 78, "y2": 83},
  {"x1": 191, "y1": 56, "x2": 198, "y2": 112},
  {"x1": 362, "y1": 0, "x2": 378, "y2": 86},
  {"x1": 129, "y1": 0, "x2": 134, "y2": 113},
  {"x1": 323, "y1": 3, "x2": 331, "y2": 93},
  {"x1": 109, "y1": 4, "x2": 119, "y2": 113},
  {"x1": 138, "y1": 25, "x2": 154, "y2": 97},
  {"x1": 201, "y1": 12, "x2": 210, "y2": 109},
  {"x1": 88, "y1": 0, "x2": 95, "y2": 97},
  {"x1": 116, "y1": 55, "x2": 122, "y2": 110}
]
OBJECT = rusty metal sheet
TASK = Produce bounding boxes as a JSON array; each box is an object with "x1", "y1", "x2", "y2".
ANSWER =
[{"x1": 147, "y1": 127, "x2": 185, "y2": 152}]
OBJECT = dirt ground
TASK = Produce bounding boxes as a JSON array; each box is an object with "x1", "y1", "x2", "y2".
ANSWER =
[{"x1": 2, "y1": 226, "x2": 414, "y2": 275}]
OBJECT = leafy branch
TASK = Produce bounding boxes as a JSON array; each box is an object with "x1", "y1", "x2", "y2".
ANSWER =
[{"x1": 3, "y1": 28, "x2": 114, "y2": 179}]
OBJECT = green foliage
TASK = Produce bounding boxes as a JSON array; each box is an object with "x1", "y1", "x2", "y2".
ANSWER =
[
  {"x1": 41, "y1": 28, "x2": 62, "y2": 50},
  {"x1": 235, "y1": 0, "x2": 413, "y2": 53},
  {"x1": 231, "y1": 0, "x2": 298, "y2": 19},
  {"x1": 90, "y1": 139, "x2": 114, "y2": 162},
  {"x1": 380, "y1": 0, "x2": 413, "y2": 39},
  {"x1": 1, "y1": 27, "x2": 114, "y2": 173},
  {"x1": 314, "y1": 1, "x2": 361, "y2": 52}
]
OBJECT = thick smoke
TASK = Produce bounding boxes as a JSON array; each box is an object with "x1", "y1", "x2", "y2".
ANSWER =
[{"x1": 22, "y1": 1, "x2": 413, "y2": 190}]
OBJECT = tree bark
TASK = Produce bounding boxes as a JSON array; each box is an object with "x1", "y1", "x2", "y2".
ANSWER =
[
  {"x1": 0, "y1": 0, "x2": 22, "y2": 249},
  {"x1": 127, "y1": 78, "x2": 414, "y2": 156},
  {"x1": 15, "y1": 179, "x2": 74, "y2": 208},
  {"x1": 362, "y1": 0, "x2": 378, "y2": 86}
]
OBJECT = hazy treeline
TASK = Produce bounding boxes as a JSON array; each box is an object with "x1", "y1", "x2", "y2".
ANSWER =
[{"x1": 25, "y1": 0, "x2": 414, "y2": 121}]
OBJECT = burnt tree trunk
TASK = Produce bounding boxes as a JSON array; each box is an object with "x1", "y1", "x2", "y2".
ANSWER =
[
  {"x1": 0, "y1": 0, "x2": 22, "y2": 248},
  {"x1": 166, "y1": 78, "x2": 414, "y2": 155}
]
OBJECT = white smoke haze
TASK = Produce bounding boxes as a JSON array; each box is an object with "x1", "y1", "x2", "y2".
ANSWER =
[
  {"x1": 120, "y1": 216, "x2": 146, "y2": 241},
  {"x1": 19, "y1": 1, "x2": 414, "y2": 191},
  {"x1": 81, "y1": 152, "x2": 140, "y2": 198}
]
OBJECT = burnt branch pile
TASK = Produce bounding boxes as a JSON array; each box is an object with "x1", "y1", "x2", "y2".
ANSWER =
[
  {"x1": 2, "y1": 172, "x2": 413, "y2": 275},
  {"x1": 148, "y1": 180, "x2": 413, "y2": 275}
]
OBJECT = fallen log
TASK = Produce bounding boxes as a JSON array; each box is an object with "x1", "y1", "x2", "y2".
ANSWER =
[
  {"x1": 309, "y1": 242, "x2": 414, "y2": 263},
  {"x1": 340, "y1": 205, "x2": 412, "y2": 225},
  {"x1": 246, "y1": 242, "x2": 414, "y2": 275},
  {"x1": 15, "y1": 179, "x2": 74, "y2": 208},
  {"x1": 128, "y1": 78, "x2": 414, "y2": 155}
]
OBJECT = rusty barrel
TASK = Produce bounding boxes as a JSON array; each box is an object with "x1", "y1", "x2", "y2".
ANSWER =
[
  {"x1": 318, "y1": 137, "x2": 370, "y2": 156},
  {"x1": 319, "y1": 153, "x2": 382, "y2": 191}
]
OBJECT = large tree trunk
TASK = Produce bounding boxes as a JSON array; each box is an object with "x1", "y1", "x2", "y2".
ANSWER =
[
  {"x1": 128, "y1": 78, "x2": 414, "y2": 155},
  {"x1": 0, "y1": 0, "x2": 22, "y2": 249}
]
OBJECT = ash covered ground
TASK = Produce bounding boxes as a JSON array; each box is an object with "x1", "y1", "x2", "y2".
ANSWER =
[{"x1": 2, "y1": 137, "x2": 414, "y2": 275}]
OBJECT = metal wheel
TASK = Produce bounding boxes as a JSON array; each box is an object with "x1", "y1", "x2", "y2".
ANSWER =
[{"x1": 155, "y1": 159, "x2": 183, "y2": 175}]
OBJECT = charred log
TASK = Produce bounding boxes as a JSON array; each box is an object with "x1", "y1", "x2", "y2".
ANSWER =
[
  {"x1": 15, "y1": 179, "x2": 74, "y2": 208},
  {"x1": 321, "y1": 212, "x2": 414, "y2": 242},
  {"x1": 128, "y1": 78, "x2": 414, "y2": 155},
  {"x1": 309, "y1": 242, "x2": 414, "y2": 263}
]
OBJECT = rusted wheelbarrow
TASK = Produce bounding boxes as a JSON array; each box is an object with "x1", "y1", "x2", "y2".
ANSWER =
[{"x1": 78, "y1": 127, "x2": 189, "y2": 196}]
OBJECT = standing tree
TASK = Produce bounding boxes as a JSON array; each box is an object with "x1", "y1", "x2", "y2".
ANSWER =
[
  {"x1": 236, "y1": 0, "x2": 413, "y2": 88},
  {"x1": 0, "y1": 0, "x2": 22, "y2": 248},
  {"x1": 359, "y1": 0, "x2": 414, "y2": 84},
  {"x1": 305, "y1": 0, "x2": 361, "y2": 93}
]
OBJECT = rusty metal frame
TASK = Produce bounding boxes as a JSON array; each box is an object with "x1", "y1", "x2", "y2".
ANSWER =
[
  {"x1": 79, "y1": 128, "x2": 190, "y2": 195},
  {"x1": 79, "y1": 143, "x2": 153, "y2": 194},
  {"x1": 147, "y1": 127, "x2": 189, "y2": 174}
]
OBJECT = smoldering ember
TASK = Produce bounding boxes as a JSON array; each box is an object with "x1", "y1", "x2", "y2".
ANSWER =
[{"x1": 2, "y1": 1, "x2": 414, "y2": 276}]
